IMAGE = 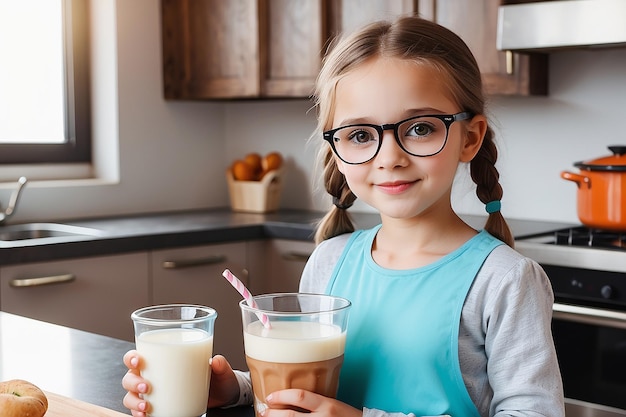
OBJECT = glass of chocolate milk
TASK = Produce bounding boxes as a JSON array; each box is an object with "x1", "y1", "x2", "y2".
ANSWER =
[{"x1": 240, "y1": 293, "x2": 351, "y2": 417}]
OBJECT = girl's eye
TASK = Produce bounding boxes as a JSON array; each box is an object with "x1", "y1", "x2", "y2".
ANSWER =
[
  {"x1": 346, "y1": 128, "x2": 376, "y2": 144},
  {"x1": 406, "y1": 122, "x2": 435, "y2": 137}
]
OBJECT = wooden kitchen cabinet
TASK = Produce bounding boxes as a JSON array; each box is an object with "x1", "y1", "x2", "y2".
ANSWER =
[
  {"x1": 263, "y1": 0, "x2": 327, "y2": 96},
  {"x1": 161, "y1": 0, "x2": 326, "y2": 99},
  {"x1": 419, "y1": 0, "x2": 547, "y2": 95},
  {"x1": 161, "y1": 0, "x2": 414, "y2": 100},
  {"x1": 150, "y1": 242, "x2": 249, "y2": 369},
  {"x1": 0, "y1": 252, "x2": 149, "y2": 341},
  {"x1": 330, "y1": 0, "x2": 547, "y2": 95},
  {"x1": 326, "y1": 0, "x2": 417, "y2": 36},
  {"x1": 161, "y1": 0, "x2": 546, "y2": 99}
]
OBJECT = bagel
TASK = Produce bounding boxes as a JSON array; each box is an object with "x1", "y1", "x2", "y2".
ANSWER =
[{"x1": 0, "y1": 379, "x2": 48, "y2": 417}]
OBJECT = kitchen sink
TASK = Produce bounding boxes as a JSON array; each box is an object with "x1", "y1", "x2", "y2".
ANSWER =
[{"x1": 0, "y1": 223, "x2": 104, "y2": 243}]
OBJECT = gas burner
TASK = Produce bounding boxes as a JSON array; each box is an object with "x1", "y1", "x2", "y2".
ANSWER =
[
  {"x1": 552, "y1": 227, "x2": 626, "y2": 249},
  {"x1": 515, "y1": 226, "x2": 626, "y2": 309}
]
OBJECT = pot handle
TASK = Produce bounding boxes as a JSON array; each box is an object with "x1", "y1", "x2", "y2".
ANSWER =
[
  {"x1": 561, "y1": 171, "x2": 591, "y2": 189},
  {"x1": 608, "y1": 145, "x2": 626, "y2": 156}
]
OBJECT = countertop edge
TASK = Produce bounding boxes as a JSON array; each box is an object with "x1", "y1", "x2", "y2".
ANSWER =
[{"x1": 0, "y1": 208, "x2": 577, "y2": 266}]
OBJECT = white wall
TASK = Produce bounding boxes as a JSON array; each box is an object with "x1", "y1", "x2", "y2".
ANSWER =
[{"x1": 2, "y1": 0, "x2": 625, "y2": 226}]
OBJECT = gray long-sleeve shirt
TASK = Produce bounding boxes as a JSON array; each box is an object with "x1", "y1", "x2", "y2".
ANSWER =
[{"x1": 234, "y1": 232, "x2": 565, "y2": 417}]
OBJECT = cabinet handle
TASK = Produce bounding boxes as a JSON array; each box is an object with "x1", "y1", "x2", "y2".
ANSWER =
[
  {"x1": 505, "y1": 50, "x2": 514, "y2": 75},
  {"x1": 281, "y1": 252, "x2": 311, "y2": 262},
  {"x1": 162, "y1": 255, "x2": 227, "y2": 269},
  {"x1": 10, "y1": 274, "x2": 76, "y2": 288}
]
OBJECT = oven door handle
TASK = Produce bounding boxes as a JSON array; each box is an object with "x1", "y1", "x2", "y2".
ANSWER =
[{"x1": 553, "y1": 303, "x2": 626, "y2": 329}]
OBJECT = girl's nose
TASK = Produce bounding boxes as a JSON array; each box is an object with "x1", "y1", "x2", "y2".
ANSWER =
[{"x1": 374, "y1": 130, "x2": 409, "y2": 168}]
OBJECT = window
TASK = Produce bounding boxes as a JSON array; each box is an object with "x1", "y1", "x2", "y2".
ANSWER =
[{"x1": 0, "y1": 0, "x2": 90, "y2": 164}]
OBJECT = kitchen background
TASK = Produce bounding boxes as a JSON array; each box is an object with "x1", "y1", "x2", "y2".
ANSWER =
[{"x1": 2, "y1": 0, "x2": 625, "y2": 226}]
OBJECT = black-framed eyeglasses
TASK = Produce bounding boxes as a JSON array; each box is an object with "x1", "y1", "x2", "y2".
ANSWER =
[{"x1": 323, "y1": 111, "x2": 473, "y2": 165}]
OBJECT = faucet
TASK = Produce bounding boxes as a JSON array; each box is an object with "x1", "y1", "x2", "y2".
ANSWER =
[{"x1": 0, "y1": 177, "x2": 28, "y2": 224}]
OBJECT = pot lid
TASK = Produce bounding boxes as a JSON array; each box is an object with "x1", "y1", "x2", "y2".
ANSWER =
[{"x1": 574, "y1": 145, "x2": 626, "y2": 171}]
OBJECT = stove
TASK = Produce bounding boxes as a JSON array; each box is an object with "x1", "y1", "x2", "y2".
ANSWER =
[
  {"x1": 516, "y1": 227, "x2": 626, "y2": 311},
  {"x1": 550, "y1": 227, "x2": 626, "y2": 250},
  {"x1": 515, "y1": 226, "x2": 626, "y2": 417}
]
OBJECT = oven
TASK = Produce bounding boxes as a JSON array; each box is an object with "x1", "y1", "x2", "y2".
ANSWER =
[{"x1": 516, "y1": 227, "x2": 626, "y2": 417}]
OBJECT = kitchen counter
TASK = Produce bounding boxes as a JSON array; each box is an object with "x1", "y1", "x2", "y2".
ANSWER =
[
  {"x1": 0, "y1": 208, "x2": 577, "y2": 266},
  {"x1": 0, "y1": 311, "x2": 254, "y2": 416}
]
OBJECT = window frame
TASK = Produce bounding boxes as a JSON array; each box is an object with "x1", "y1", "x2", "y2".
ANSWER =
[{"x1": 0, "y1": 0, "x2": 91, "y2": 164}]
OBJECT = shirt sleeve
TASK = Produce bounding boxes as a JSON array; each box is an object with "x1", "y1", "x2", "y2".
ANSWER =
[
  {"x1": 226, "y1": 370, "x2": 253, "y2": 408},
  {"x1": 480, "y1": 250, "x2": 565, "y2": 417},
  {"x1": 299, "y1": 233, "x2": 351, "y2": 293}
]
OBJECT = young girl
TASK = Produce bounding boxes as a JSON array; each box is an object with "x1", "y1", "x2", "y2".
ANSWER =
[{"x1": 123, "y1": 16, "x2": 564, "y2": 417}]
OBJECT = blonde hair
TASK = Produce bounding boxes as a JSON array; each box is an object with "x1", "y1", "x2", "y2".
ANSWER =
[{"x1": 312, "y1": 16, "x2": 514, "y2": 247}]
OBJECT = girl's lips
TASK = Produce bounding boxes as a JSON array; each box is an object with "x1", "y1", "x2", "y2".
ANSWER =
[{"x1": 375, "y1": 180, "x2": 417, "y2": 194}]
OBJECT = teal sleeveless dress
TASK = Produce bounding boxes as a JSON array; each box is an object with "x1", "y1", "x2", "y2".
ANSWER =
[{"x1": 325, "y1": 226, "x2": 502, "y2": 416}]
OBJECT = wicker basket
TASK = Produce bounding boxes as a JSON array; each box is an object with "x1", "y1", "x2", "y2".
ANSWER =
[{"x1": 226, "y1": 168, "x2": 283, "y2": 213}]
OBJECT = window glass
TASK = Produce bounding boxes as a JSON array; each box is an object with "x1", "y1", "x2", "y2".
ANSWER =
[
  {"x1": 0, "y1": 1, "x2": 65, "y2": 144},
  {"x1": 0, "y1": 0, "x2": 90, "y2": 164}
]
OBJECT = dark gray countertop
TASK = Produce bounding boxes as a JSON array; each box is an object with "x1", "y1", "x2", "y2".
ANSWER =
[
  {"x1": 0, "y1": 311, "x2": 254, "y2": 416},
  {"x1": 0, "y1": 207, "x2": 576, "y2": 266}
]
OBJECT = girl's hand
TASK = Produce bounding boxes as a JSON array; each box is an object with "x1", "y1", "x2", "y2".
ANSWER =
[
  {"x1": 207, "y1": 355, "x2": 240, "y2": 408},
  {"x1": 263, "y1": 389, "x2": 362, "y2": 417},
  {"x1": 121, "y1": 350, "x2": 240, "y2": 416},
  {"x1": 121, "y1": 350, "x2": 149, "y2": 417}
]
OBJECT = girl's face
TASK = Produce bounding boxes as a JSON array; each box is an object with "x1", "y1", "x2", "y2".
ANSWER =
[{"x1": 331, "y1": 57, "x2": 486, "y2": 221}]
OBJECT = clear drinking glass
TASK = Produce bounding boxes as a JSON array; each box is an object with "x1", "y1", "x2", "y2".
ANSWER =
[
  {"x1": 131, "y1": 304, "x2": 217, "y2": 417},
  {"x1": 240, "y1": 293, "x2": 351, "y2": 417}
]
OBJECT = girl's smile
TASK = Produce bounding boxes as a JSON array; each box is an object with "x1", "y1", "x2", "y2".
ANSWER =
[{"x1": 374, "y1": 179, "x2": 418, "y2": 195}]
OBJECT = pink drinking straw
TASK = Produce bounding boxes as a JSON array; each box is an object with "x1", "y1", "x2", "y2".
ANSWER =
[{"x1": 222, "y1": 269, "x2": 271, "y2": 328}]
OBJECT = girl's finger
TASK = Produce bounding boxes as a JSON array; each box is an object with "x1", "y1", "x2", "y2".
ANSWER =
[
  {"x1": 266, "y1": 389, "x2": 322, "y2": 412},
  {"x1": 123, "y1": 391, "x2": 148, "y2": 416},
  {"x1": 123, "y1": 350, "x2": 140, "y2": 369},
  {"x1": 121, "y1": 370, "x2": 149, "y2": 393}
]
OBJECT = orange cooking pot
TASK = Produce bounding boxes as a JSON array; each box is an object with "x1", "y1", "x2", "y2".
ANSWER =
[{"x1": 561, "y1": 145, "x2": 626, "y2": 231}]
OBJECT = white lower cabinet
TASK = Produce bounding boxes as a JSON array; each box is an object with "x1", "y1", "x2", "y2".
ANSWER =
[
  {"x1": 150, "y1": 242, "x2": 249, "y2": 370},
  {"x1": 0, "y1": 252, "x2": 149, "y2": 341}
]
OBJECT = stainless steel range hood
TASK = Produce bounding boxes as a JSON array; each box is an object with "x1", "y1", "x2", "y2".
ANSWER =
[{"x1": 497, "y1": 0, "x2": 626, "y2": 52}]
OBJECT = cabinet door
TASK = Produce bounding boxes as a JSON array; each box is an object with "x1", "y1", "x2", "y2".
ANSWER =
[
  {"x1": 162, "y1": 0, "x2": 260, "y2": 99},
  {"x1": 252, "y1": 239, "x2": 315, "y2": 294},
  {"x1": 420, "y1": 0, "x2": 547, "y2": 95},
  {"x1": 161, "y1": 0, "x2": 326, "y2": 99},
  {"x1": 0, "y1": 252, "x2": 149, "y2": 341},
  {"x1": 150, "y1": 243, "x2": 248, "y2": 370},
  {"x1": 327, "y1": 0, "x2": 417, "y2": 36},
  {"x1": 261, "y1": 0, "x2": 325, "y2": 97}
]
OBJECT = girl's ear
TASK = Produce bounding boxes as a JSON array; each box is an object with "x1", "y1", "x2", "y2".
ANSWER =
[{"x1": 459, "y1": 114, "x2": 487, "y2": 162}]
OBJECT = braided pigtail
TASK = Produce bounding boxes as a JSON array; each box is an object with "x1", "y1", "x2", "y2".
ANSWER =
[
  {"x1": 314, "y1": 148, "x2": 357, "y2": 244},
  {"x1": 470, "y1": 127, "x2": 514, "y2": 247}
]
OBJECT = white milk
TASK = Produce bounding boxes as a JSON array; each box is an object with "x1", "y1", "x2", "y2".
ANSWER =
[
  {"x1": 136, "y1": 328, "x2": 213, "y2": 417},
  {"x1": 243, "y1": 320, "x2": 346, "y2": 363}
]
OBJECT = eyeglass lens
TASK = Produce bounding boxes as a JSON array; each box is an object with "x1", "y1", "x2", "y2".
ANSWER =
[{"x1": 329, "y1": 116, "x2": 450, "y2": 164}]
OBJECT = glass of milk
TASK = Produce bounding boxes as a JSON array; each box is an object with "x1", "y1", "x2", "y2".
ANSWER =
[
  {"x1": 240, "y1": 293, "x2": 351, "y2": 417},
  {"x1": 131, "y1": 304, "x2": 217, "y2": 417}
]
